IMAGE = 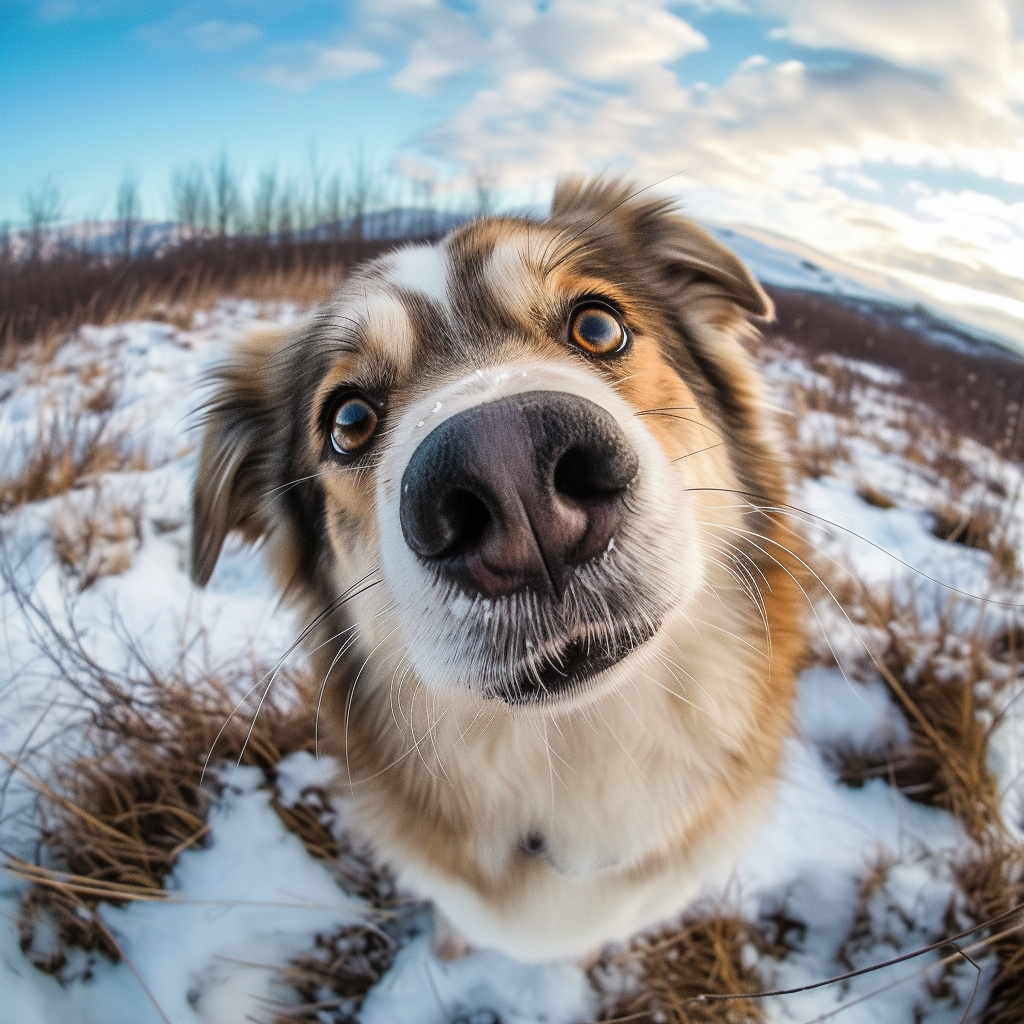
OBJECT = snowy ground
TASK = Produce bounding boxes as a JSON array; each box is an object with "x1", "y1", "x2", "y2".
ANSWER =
[{"x1": 0, "y1": 301, "x2": 1021, "y2": 1023}]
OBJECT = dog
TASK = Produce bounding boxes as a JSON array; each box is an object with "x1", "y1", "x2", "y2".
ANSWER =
[{"x1": 190, "y1": 177, "x2": 805, "y2": 962}]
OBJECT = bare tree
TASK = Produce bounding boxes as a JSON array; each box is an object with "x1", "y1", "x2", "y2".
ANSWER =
[
  {"x1": 473, "y1": 167, "x2": 498, "y2": 217},
  {"x1": 348, "y1": 148, "x2": 376, "y2": 242},
  {"x1": 277, "y1": 180, "x2": 295, "y2": 242},
  {"x1": 171, "y1": 165, "x2": 211, "y2": 239},
  {"x1": 306, "y1": 143, "x2": 323, "y2": 238},
  {"x1": 115, "y1": 169, "x2": 141, "y2": 259},
  {"x1": 252, "y1": 166, "x2": 278, "y2": 239},
  {"x1": 210, "y1": 154, "x2": 241, "y2": 239},
  {"x1": 323, "y1": 171, "x2": 343, "y2": 240},
  {"x1": 23, "y1": 177, "x2": 62, "y2": 261},
  {"x1": 413, "y1": 176, "x2": 437, "y2": 237}
]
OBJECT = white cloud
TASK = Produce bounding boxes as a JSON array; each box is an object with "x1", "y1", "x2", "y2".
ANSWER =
[
  {"x1": 381, "y1": 0, "x2": 707, "y2": 94},
  {"x1": 274, "y1": 0, "x2": 1024, "y2": 335},
  {"x1": 187, "y1": 20, "x2": 260, "y2": 52},
  {"x1": 257, "y1": 44, "x2": 383, "y2": 91}
]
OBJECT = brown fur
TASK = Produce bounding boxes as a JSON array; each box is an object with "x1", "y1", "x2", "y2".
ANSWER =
[{"x1": 191, "y1": 178, "x2": 805, "y2": 959}]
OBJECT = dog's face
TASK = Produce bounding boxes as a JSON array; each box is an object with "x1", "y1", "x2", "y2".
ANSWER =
[{"x1": 192, "y1": 179, "x2": 779, "y2": 711}]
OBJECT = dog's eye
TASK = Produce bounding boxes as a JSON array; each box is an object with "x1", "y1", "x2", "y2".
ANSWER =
[
  {"x1": 330, "y1": 396, "x2": 378, "y2": 455},
  {"x1": 568, "y1": 303, "x2": 629, "y2": 357}
]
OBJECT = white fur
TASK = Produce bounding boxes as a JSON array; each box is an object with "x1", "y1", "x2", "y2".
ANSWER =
[
  {"x1": 386, "y1": 242, "x2": 450, "y2": 305},
  {"x1": 330, "y1": 361, "x2": 774, "y2": 960},
  {"x1": 372, "y1": 359, "x2": 704, "y2": 701}
]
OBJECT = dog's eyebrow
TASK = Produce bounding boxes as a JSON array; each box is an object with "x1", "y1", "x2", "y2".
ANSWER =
[{"x1": 310, "y1": 305, "x2": 364, "y2": 355}]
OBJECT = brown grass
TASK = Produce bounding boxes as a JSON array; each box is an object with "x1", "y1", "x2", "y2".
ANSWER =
[
  {"x1": 764, "y1": 287, "x2": 1024, "y2": 462},
  {"x1": 50, "y1": 490, "x2": 143, "y2": 589},
  {"x1": 956, "y1": 840, "x2": 1024, "y2": 1024},
  {"x1": 856, "y1": 482, "x2": 897, "y2": 510},
  {"x1": 816, "y1": 582, "x2": 1014, "y2": 841},
  {"x1": 591, "y1": 910, "x2": 770, "y2": 1024},
  {"x1": 0, "y1": 402, "x2": 146, "y2": 513},
  {"x1": 929, "y1": 503, "x2": 1019, "y2": 580},
  {"x1": 271, "y1": 924, "x2": 397, "y2": 1023},
  {"x1": 0, "y1": 236, "x2": 412, "y2": 359},
  {"x1": 0, "y1": 590, "x2": 345, "y2": 980}
]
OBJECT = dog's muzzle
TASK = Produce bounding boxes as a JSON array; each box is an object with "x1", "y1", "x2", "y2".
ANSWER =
[{"x1": 399, "y1": 391, "x2": 639, "y2": 601}]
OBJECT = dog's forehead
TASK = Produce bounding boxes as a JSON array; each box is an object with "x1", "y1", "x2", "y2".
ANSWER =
[{"x1": 323, "y1": 224, "x2": 562, "y2": 373}]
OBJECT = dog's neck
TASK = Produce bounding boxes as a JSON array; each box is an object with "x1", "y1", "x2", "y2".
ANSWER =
[{"x1": 320, "y1": 550, "x2": 790, "y2": 891}]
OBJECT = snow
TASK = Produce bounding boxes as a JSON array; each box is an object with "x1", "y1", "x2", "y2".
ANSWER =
[
  {"x1": 708, "y1": 223, "x2": 1024, "y2": 357},
  {"x1": 0, "y1": 300, "x2": 1020, "y2": 1022}
]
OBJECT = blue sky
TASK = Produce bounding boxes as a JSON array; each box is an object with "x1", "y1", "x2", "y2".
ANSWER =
[{"x1": 3, "y1": 1, "x2": 1024, "y2": 338}]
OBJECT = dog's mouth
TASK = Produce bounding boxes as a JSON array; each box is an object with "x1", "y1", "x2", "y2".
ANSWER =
[{"x1": 491, "y1": 619, "x2": 659, "y2": 705}]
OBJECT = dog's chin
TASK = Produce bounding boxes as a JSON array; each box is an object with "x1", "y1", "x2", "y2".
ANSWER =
[{"x1": 486, "y1": 619, "x2": 661, "y2": 707}]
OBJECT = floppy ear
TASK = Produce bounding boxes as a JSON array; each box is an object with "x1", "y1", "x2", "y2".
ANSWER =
[
  {"x1": 654, "y1": 214, "x2": 772, "y2": 319},
  {"x1": 190, "y1": 330, "x2": 284, "y2": 587},
  {"x1": 551, "y1": 175, "x2": 772, "y2": 320}
]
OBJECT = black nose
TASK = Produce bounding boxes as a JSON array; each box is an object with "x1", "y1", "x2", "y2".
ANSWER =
[{"x1": 399, "y1": 391, "x2": 639, "y2": 599}]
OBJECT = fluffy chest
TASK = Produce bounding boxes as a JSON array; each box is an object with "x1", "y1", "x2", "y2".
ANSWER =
[{"x1": 347, "y1": 607, "x2": 766, "y2": 884}]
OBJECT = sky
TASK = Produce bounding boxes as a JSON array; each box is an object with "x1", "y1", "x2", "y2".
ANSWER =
[{"x1": 3, "y1": 0, "x2": 1024, "y2": 341}]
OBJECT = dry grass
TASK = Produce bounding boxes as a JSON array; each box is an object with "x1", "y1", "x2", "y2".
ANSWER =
[
  {"x1": 0, "y1": 566, "x2": 354, "y2": 980},
  {"x1": 956, "y1": 841, "x2": 1024, "y2": 1024},
  {"x1": 929, "y1": 503, "x2": 1019, "y2": 580},
  {"x1": 14, "y1": 653, "x2": 323, "y2": 978},
  {"x1": 764, "y1": 287, "x2": 1024, "y2": 462},
  {"x1": 816, "y1": 585, "x2": 1010, "y2": 840},
  {"x1": 271, "y1": 924, "x2": 397, "y2": 1023},
  {"x1": 50, "y1": 489, "x2": 143, "y2": 589},
  {"x1": 0, "y1": 402, "x2": 146, "y2": 514},
  {"x1": 0, "y1": 236, "x2": 406, "y2": 360},
  {"x1": 591, "y1": 910, "x2": 771, "y2": 1024},
  {"x1": 856, "y1": 482, "x2": 897, "y2": 510}
]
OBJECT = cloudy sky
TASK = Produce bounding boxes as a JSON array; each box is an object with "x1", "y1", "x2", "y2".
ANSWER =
[{"x1": 3, "y1": 1, "x2": 1024, "y2": 335}]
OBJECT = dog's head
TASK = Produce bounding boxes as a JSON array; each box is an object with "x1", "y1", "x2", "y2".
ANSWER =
[{"x1": 191, "y1": 178, "x2": 782, "y2": 710}]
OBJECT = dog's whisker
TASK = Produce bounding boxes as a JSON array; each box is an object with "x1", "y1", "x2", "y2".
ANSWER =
[
  {"x1": 700, "y1": 519, "x2": 863, "y2": 693},
  {"x1": 342, "y1": 623, "x2": 405, "y2": 787},
  {"x1": 653, "y1": 647, "x2": 721, "y2": 715},
  {"x1": 184, "y1": 175, "x2": 827, "y2": 961}
]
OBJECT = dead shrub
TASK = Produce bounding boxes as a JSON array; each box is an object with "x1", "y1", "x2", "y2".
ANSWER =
[
  {"x1": 50, "y1": 489, "x2": 143, "y2": 588},
  {"x1": 822, "y1": 740, "x2": 946, "y2": 804},
  {"x1": 0, "y1": 403, "x2": 145, "y2": 513},
  {"x1": 956, "y1": 841, "x2": 1024, "y2": 1024},
  {"x1": 930, "y1": 503, "x2": 998, "y2": 552},
  {"x1": 856, "y1": 482, "x2": 897, "y2": 510},
  {"x1": 272, "y1": 924, "x2": 397, "y2": 1023},
  {"x1": 0, "y1": 578, "x2": 342, "y2": 980},
  {"x1": 0, "y1": 235, "x2": 406, "y2": 357},
  {"x1": 764, "y1": 287, "x2": 1024, "y2": 461},
  {"x1": 858, "y1": 590, "x2": 1005, "y2": 839},
  {"x1": 928, "y1": 502, "x2": 1020, "y2": 581},
  {"x1": 591, "y1": 910, "x2": 768, "y2": 1024}
]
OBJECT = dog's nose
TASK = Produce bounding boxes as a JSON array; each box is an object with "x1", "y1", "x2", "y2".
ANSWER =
[{"x1": 400, "y1": 391, "x2": 638, "y2": 599}]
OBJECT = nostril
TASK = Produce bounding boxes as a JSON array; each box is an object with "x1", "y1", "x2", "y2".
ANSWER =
[
  {"x1": 554, "y1": 447, "x2": 599, "y2": 500},
  {"x1": 553, "y1": 445, "x2": 636, "y2": 501},
  {"x1": 435, "y1": 489, "x2": 490, "y2": 558}
]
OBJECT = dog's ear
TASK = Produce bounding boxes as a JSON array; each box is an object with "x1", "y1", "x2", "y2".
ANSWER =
[
  {"x1": 190, "y1": 330, "x2": 284, "y2": 587},
  {"x1": 551, "y1": 176, "x2": 772, "y2": 320},
  {"x1": 652, "y1": 214, "x2": 772, "y2": 319}
]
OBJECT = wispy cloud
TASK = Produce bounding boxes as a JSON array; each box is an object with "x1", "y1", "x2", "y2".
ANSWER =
[
  {"x1": 255, "y1": 43, "x2": 383, "y2": 91},
  {"x1": 186, "y1": 19, "x2": 260, "y2": 52}
]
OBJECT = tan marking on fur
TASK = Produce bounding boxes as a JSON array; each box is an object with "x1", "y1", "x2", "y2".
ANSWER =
[
  {"x1": 356, "y1": 291, "x2": 418, "y2": 377},
  {"x1": 192, "y1": 178, "x2": 807, "y2": 960}
]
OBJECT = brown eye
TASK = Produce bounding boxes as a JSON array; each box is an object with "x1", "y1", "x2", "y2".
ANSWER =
[
  {"x1": 331, "y1": 396, "x2": 378, "y2": 455},
  {"x1": 569, "y1": 303, "x2": 628, "y2": 356}
]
